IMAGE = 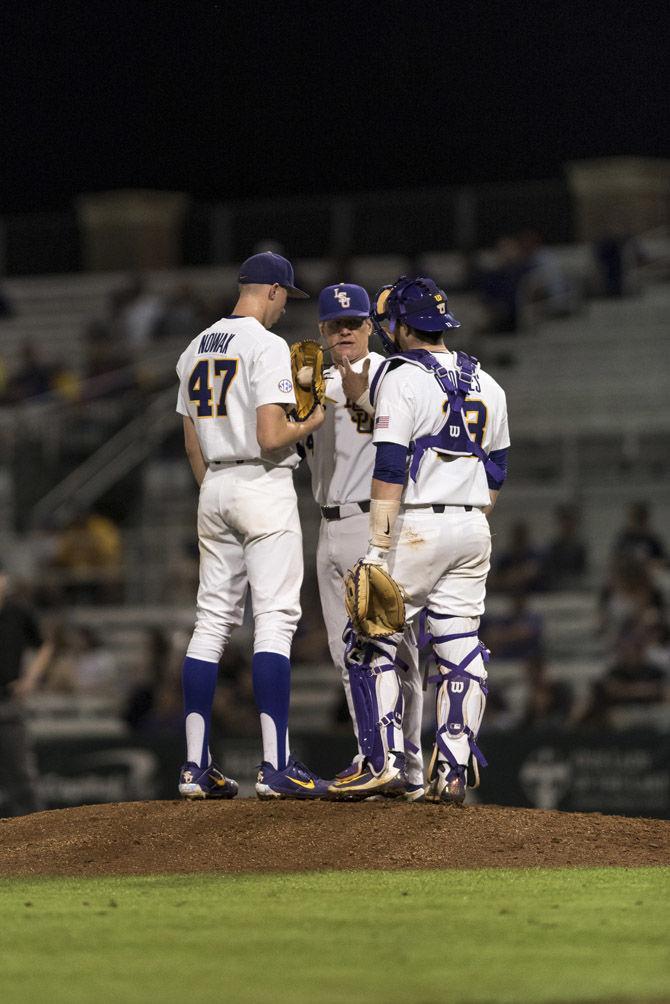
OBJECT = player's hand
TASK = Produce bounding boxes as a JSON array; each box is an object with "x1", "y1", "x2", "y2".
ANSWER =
[
  {"x1": 302, "y1": 404, "x2": 325, "y2": 433},
  {"x1": 361, "y1": 545, "x2": 389, "y2": 570},
  {"x1": 338, "y1": 356, "x2": 370, "y2": 404}
]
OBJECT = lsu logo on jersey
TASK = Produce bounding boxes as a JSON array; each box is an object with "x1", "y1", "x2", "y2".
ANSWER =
[{"x1": 334, "y1": 287, "x2": 351, "y2": 309}]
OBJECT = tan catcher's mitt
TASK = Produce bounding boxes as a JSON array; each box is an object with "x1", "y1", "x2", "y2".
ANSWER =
[
  {"x1": 289, "y1": 340, "x2": 326, "y2": 421},
  {"x1": 344, "y1": 560, "x2": 406, "y2": 639}
]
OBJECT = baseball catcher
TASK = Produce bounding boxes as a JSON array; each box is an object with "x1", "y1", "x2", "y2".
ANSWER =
[{"x1": 290, "y1": 339, "x2": 326, "y2": 420}]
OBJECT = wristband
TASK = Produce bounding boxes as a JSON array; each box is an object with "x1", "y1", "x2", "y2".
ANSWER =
[
  {"x1": 355, "y1": 390, "x2": 375, "y2": 417},
  {"x1": 370, "y1": 498, "x2": 400, "y2": 548}
]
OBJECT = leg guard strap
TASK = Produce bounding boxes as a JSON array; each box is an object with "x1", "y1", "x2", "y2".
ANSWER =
[
  {"x1": 433, "y1": 656, "x2": 489, "y2": 778},
  {"x1": 418, "y1": 608, "x2": 479, "y2": 646},
  {"x1": 427, "y1": 644, "x2": 490, "y2": 690},
  {"x1": 436, "y1": 724, "x2": 488, "y2": 768}
]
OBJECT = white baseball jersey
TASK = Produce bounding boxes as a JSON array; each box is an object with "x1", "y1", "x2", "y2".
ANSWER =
[
  {"x1": 306, "y1": 352, "x2": 385, "y2": 505},
  {"x1": 373, "y1": 350, "x2": 510, "y2": 506},
  {"x1": 176, "y1": 316, "x2": 299, "y2": 468}
]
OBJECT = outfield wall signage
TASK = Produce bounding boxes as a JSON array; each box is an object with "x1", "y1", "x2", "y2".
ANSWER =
[{"x1": 0, "y1": 728, "x2": 667, "y2": 819}]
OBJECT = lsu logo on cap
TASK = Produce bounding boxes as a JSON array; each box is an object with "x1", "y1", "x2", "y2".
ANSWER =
[{"x1": 334, "y1": 287, "x2": 351, "y2": 309}]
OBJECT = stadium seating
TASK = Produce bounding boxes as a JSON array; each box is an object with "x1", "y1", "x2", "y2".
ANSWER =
[{"x1": 1, "y1": 247, "x2": 668, "y2": 738}]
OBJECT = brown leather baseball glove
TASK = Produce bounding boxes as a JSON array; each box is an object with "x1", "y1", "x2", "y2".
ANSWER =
[
  {"x1": 344, "y1": 560, "x2": 406, "y2": 639},
  {"x1": 289, "y1": 340, "x2": 326, "y2": 421}
]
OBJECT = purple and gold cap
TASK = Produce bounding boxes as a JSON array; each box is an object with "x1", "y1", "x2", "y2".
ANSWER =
[{"x1": 318, "y1": 283, "x2": 370, "y2": 321}]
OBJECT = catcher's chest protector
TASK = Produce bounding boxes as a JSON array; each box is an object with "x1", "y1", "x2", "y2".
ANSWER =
[{"x1": 370, "y1": 350, "x2": 504, "y2": 485}]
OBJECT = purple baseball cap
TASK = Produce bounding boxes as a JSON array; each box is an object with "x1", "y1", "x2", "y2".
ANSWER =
[
  {"x1": 238, "y1": 252, "x2": 309, "y2": 298},
  {"x1": 318, "y1": 283, "x2": 371, "y2": 321}
]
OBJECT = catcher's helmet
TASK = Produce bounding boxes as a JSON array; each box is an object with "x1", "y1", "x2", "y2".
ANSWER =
[{"x1": 371, "y1": 276, "x2": 460, "y2": 353}]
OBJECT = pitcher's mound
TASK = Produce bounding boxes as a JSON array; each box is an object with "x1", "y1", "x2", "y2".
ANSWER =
[{"x1": 1, "y1": 800, "x2": 668, "y2": 876}]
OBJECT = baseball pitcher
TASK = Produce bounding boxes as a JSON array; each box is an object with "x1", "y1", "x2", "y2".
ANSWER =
[{"x1": 175, "y1": 252, "x2": 330, "y2": 800}]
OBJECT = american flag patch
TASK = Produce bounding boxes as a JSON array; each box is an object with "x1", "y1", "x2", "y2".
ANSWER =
[{"x1": 375, "y1": 415, "x2": 390, "y2": 428}]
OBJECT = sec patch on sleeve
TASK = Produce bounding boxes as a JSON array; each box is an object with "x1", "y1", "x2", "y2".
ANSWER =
[{"x1": 278, "y1": 379, "x2": 293, "y2": 393}]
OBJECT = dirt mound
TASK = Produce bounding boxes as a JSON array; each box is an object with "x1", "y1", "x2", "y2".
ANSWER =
[{"x1": 1, "y1": 800, "x2": 668, "y2": 876}]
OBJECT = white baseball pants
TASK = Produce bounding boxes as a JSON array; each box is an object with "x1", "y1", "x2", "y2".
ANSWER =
[
  {"x1": 187, "y1": 463, "x2": 303, "y2": 662},
  {"x1": 389, "y1": 505, "x2": 492, "y2": 769}
]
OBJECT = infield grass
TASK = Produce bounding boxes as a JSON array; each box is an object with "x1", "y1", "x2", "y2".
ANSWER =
[{"x1": 0, "y1": 867, "x2": 668, "y2": 1003}]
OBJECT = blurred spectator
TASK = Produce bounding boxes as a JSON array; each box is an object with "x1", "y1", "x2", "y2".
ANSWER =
[
  {"x1": 577, "y1": 631, "x2": 667, "y2": 726},
  {"x1": 481, "y1": 592, "x2": 544, "y2": 661},
  {"x1": 611, "y1": 502, "x2": 667, "y2": 570},
  {"x1": 126, "y1": 628, "x2": 188, "y2": 735},
  {"x1": 291, "y1": 571, "x2": 332, "y2": 665},
  {"x1": 2, "y1": 343, "x2": 53, "y2": 401},
  {"x1": 489, "y1": 520, "x2": 544, "y2": 594},
  {"x1": 83, "y1": 319, "x2": 133, "y2": 391},
  {"x1": 538, "y1": 504, "x2": 588, "y2": 591},
  {"x1": 40, "y1": 621, "x2": 78, "y2": 693},
  {"x1": 50, "y1": 509, "x2": 123, "y2": 604},
  {"x1": 0, "y1": 563, "x2": 53, "y2": 816},
  {"x1": 125, "y1": 627, "x2": 171, "y2": 731},
  {"x1": 592, "y1": 227, "x2": 645, "y2": 298},
  {"x1": 0, "y1": 342, "x2": 79, "y2": 405},
  {"x1": 112, "y1": 276, "x2": 164, "y2": 350},
  {"x1": 160, "y1": 537, "x2": 200, "y2": 605},
  {"x1": 214, "y1": 639, "x2": 258, "y2": 736},
  {"x1": 154, "y1": 283, "x2": 207, "y2": 341},
  {"x1": 43, "y1": 625, "x2": 118, "y2": 702},
  {"x1": 0, "y1": 285, "x2": 14, "y2": 318},
  {"x1": 473, "y1": 236, "x2": 525, "y2": 334},
  {"x1": 477, "y1": 684, "x2": 515, "y2": 732},
  {"x1": 598, "y1": 555, "x2": 664, "y2": 651},
  {"x1": 518, "y1": 655, "x2": 573, "y2": 728},
  {"x1": 643, "y1": 614, "x2": 670, "y2": 673},
  {"x1": 517, "y1": 229, "x2": 575, "y2": 325}
]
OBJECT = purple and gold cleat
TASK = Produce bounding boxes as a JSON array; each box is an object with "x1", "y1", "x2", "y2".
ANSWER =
[
  {"x1": 255, "y1": 757, "x2": 331, "y2": 800},
  {"x1": 327, "y1": 751, "x2": 406, "y2": 801},
  {"x1": 178, "y1": 761, "x2": 239, "y2": 800},
  {"x1": 334, "y1": 756, "x2": 365, "y2": 782},
  {"x1": 403, "y1": 782, "x2": 426, "y2": 802}
]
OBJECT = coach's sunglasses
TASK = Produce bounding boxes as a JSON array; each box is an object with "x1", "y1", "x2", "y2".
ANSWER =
[{"x1": 325, "y1": 317, "x2": 368, "y2": 330}]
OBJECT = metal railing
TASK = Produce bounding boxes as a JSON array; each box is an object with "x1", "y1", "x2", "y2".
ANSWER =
[{"x1": 29, "y1": 385, "x2": 177, "y2": 528}]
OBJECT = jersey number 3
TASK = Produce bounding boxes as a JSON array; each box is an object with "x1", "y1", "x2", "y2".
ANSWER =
[{"x1": 188, "y1": 358, "x2": 238, "y2": 417}]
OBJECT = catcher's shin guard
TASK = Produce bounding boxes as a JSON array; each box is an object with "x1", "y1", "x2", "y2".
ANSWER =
[
  {"x1": 343, "y1": 624, "x2": 403, "y2": 775},
  {"x1": 420, "y1": 611, "x2": 489, "y2": 797}
]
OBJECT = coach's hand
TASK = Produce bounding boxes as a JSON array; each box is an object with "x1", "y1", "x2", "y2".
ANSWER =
[{"x1": 339, "y1": 356, "x2": 371, "y2": 404}]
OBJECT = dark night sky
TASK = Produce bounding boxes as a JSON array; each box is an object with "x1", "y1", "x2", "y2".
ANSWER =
[{"x1": 1, "y1": 0, "x2": 668, "y2": 213}]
